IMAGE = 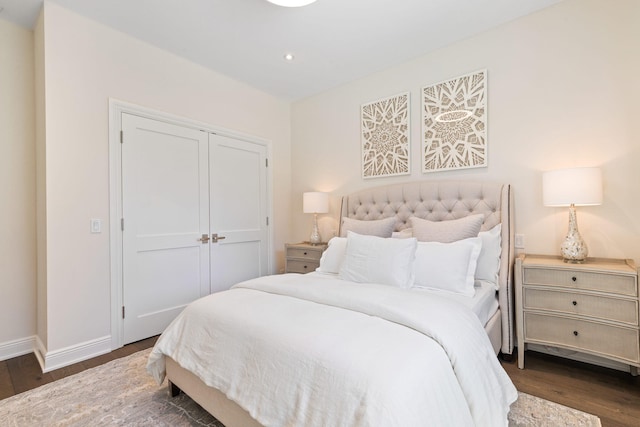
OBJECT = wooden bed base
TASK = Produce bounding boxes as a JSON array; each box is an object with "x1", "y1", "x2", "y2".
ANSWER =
[{"x1": 166, "y1": 309, "x2": 503, "y2": 427}]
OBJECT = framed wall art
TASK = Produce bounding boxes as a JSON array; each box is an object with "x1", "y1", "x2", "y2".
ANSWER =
[
  {"x1": 421, "y1": 70, "x2": 487, "y2": 173},
  {"x1": 361, "y1": 92, "x2": 410, "y2": 179}
]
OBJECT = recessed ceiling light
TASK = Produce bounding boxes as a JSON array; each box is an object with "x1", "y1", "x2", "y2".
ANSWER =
[
  {"x1": 266, "y1": 0, "x2": 317, "y2": 7},
  {"x1": 283, "y1": 53, "x2": 295, "y2": 61}
]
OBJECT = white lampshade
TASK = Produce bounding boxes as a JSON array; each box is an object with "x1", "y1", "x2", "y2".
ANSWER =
[
  {"x1": 542, "y1": 167, "x2": 603, "y2": 207},
  {"x1": 266, "y1": 0, "x2": 317, "y2": 7},
  {"x1": 303, "y1": 192, "x2": 329, "y2": 214}
]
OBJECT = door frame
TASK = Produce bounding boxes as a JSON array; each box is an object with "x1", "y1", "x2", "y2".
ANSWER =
[{"x1": 108, "y1": 99, "x2": 273, "y2": 350}]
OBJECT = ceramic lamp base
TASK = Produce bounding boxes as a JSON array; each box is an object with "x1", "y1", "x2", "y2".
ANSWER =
[
  {"x1": 560, "y1": 204, "x2": 588, "y2": 263},
  {"x1": 309, "y1": 213, "x2": 322, "y2": 245}
]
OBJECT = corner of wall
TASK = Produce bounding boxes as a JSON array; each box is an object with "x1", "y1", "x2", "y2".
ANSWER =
[
  {"x1": 34, "y1": 1, "x2": 49, "y2": 350},
  {"x1": 37, "y1": 335, "x2": 112, "y2": 373}
]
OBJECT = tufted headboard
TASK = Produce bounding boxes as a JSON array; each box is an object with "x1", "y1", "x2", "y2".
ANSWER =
[{"x1": 339, "y1": 180, "x2": 515, "y2": 355}]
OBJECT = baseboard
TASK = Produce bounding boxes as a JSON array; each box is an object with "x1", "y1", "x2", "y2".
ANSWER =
[
  {"x1": 0, "y1": 336, "x2": 36, "y2": 361},
  {"x1": 36, "y1": 335, "x2": 112, "y2": 373}
]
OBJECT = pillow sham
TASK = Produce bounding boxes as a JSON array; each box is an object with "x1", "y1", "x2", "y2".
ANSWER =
[
  {"x1": 339, "y1": 231, "x2": 417, "y2": 289},
  {"x1": 409, "y1": 214, "x2": 484, "y2": 243},
  {"x1": 340, "y1": 216, "x2": 396, "y2": 238},
  {"x1": 315, "y1": 236, "x2": 347, "y2": 275},
  {"x1": 412, "y1": 237, "x2": 482, "y2": 297},
  {"x1": 475, "y1": 223, "x2": 502, "y2": 287}
]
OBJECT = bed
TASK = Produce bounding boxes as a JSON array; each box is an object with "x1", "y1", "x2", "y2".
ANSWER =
[{"x1": 147, "y1": 180, "x2": 517, "y2": 426}]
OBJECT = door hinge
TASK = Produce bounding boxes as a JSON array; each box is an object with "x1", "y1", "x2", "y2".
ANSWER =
[
  {"x1": 265, "y1": 158, "x2": 268, "y2": 167},
  {"x1": 122, "y1": 306, "x2": 125, "y2": 319},
  {"x1": 121, "y1": 218, "x2": 124, "y2": 231},
  {"x1": 120, "y1": 130, "x2": 123, "y2": 144},
  {"x1": 266, "y1": 217, "x2": 269, "y2": 226}
]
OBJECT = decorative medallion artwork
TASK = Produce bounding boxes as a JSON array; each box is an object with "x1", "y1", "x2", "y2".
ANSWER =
[
  {"x1": 361, "y1": 92, "x2": 410, "y2": 179},
  {"x1": 421, "y1": 70, "x2": 487, "y2": 173}
]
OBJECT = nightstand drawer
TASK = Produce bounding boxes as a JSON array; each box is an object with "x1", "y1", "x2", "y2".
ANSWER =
[
  {"x1": 285, "y1": 243, "x2": 327, "y2": 274},
  {"x1": 525, "y1": 313, "x2": 640, "y2": 363},
  {"x1": 286, "y1": 259, "x2": 319, "y2": 274},
  {"x1": 287, "y1": 247, "x2": 323, "y2": 261},
  {"x1": 524, "y1": 268, "x2": 637, "y2": 296},
  {"x1": 524, "y1": 288, "x2": 639, "y2": 325}
]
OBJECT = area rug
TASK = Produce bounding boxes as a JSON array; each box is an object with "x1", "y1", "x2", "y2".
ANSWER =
[{"x1": 0, "y1": 349, "x2": 601, "y2": 426}]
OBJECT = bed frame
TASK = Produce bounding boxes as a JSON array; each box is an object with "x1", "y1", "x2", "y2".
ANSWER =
[
  {"x1": 338, "y1": 180, "x2": 515, "y2": 355},
  {"x1": 166, "y1": 179, "x2": 515, "y2": 427}
]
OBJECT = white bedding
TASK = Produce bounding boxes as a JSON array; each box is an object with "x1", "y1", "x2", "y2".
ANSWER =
[
  {"x1": 147, "y1": 273, "x2": 517, "y2": 426},
  {"x1": 314, "y1": 272, "x2": 499, "y2": 326},
  {"x1": 413, "y1": 279, "x2": 499, "y2": 326}
]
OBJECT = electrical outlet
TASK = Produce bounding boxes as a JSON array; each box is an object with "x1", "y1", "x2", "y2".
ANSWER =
[{"x1": 515, "y1": 234, "x2": 525, "y2": 249}]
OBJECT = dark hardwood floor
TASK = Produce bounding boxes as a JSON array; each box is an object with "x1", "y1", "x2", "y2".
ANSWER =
[
  {"x1": 501, "y1": 351, "x2": 640, "y2": 427},
  {"x1": 0, "y1": 336, "x2": 157, "y2": 400},
  {"x1": 1, "y1": 340, "x2": 639, "y2": 426}
]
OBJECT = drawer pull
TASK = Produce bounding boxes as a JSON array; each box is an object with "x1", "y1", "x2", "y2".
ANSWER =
[
  {"x1": 573, "y1": 330, "x2": 579, "y2": 336},
  {"x1": 303, "y1": 251, "x2": 308, "y2": 255},
  {"x1": 572, "y1": 301, "x2": 577, "y2": 306},
  {"x1": 572, "y1": 276, "x2": 577, "y2": 282},
  {"x1": 303, "y1": 265, "x2": 308, "y2": 269}
]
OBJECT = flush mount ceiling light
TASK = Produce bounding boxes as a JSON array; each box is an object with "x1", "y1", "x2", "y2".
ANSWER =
[
  {"x1": 283, "y1": 53, "x2": 295, "y2": 61},
  {"x1": 266, "y1": 0, "x2": 317, "y2": 7}
]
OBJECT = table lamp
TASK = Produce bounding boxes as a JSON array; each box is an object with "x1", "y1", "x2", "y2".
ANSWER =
[
  {"x1": 542, "y1": 167, "x2": 602, "y2": 263},
  {"x1": 303, "y1": 192, "x2": 329, "y2": 245}
]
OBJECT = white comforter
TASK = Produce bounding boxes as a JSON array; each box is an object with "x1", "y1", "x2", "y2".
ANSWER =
[{"x1": 147, "y1": 273, "x2": 517, "y2": 427}]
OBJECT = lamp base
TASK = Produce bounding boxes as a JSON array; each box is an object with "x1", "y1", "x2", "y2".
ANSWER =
[
  {"x1": 560, "y1": 204, "x2": 588, "y2": 264},
  {"x1": 562, "y1": 257, "x2": 586, "y2": 264},
  {"x1": 309, "y1": 213, "x2": 322, "y2": 245}
]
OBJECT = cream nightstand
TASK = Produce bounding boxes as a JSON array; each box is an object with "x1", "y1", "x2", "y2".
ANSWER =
[
  {"x1": 284, "y1": 242, "x2": 327, "y2": 274},
  {"x1": 515, "y1": 254, "x2": 639, "y2": 374}
]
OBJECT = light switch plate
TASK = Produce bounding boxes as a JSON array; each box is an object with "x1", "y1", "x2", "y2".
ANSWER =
[
  {"x1": 91, "y1": 219, "x2": 102, "y2": 233},
  {"x1": 515, "y1": 234, "x2": 525, "y2": 249}
]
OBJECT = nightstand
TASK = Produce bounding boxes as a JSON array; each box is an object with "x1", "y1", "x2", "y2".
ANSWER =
[
  {"x1": 515, "y1": 254, "x2": 639, "y2": 374},
  {"x1": 284, "y1": 242, "x2": 327, "y2": 274}
]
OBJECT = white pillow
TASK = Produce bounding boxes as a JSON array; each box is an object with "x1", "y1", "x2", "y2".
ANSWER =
[
  {"x1": 339, "y1": 231, "x2": 417, "y2": 289},
  {"x1": 316, "y1": 237, "x2": 347, "y2": 274},
  {"x1": 412, "y1": 237, "x2": 482, "y2": 297},
  {"x1": 340, "y1": 216, "x2": 396, "y2": 238},
  {"x1": 409, "y1": 214, "x2": 484, "y2": 243},
  {"x1": 475, "y1": 223, "x2": 502, "y2": 287}
]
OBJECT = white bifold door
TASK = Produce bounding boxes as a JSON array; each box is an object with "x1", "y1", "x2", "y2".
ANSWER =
[{"x1": 121, "y1": 113, "x2": 269, "y2": 344}]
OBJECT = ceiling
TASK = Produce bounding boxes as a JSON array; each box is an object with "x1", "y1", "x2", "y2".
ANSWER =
[{"x1": 0, "y1": 0, "x2": 562, "y2": 100}]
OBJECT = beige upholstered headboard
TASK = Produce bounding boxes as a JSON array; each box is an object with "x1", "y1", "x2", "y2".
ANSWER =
[{"x1": 339, "y1": 180, "x2": 515, "y2": 356}]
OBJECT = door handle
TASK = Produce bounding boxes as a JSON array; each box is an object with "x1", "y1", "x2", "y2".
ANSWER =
[
  {"x1": 198, "y1": 234, "x2": 210, "y2": 243},
  {"x1": 211, "y1": 233, "x2": 226, "y2": 243}
]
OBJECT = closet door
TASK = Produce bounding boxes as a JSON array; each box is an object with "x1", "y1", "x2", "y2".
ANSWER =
[
  {"x1": 120, "y1": 114, "x2": 271, "y2": 344},
  {"x1": 209, "y1": 134, "x2": 269, "y2": 293},
  {"x1": 121, "y1": 113, "x2": 210, "y2": 344}
]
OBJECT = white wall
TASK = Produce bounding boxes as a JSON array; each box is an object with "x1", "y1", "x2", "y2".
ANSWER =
[
  {"x1": 0, "y1": 18, "x2": 36, "y2": 359},
  {"x1": 291, "y1": 0, "x2": 640, "y2": 265},
  {"x1": 36, "y1": 2, "x2": 292, "y2": 360}
]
